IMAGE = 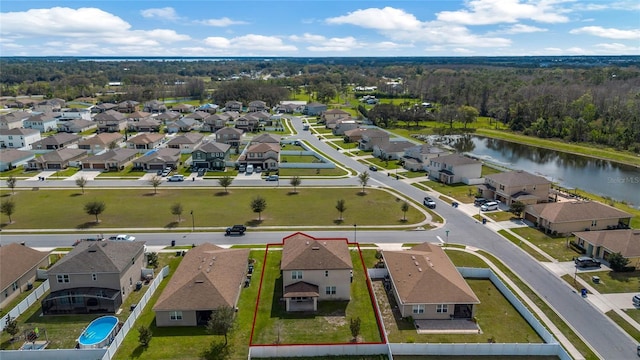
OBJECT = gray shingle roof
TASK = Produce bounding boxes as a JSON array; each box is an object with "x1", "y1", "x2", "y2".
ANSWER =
[{"x1": 49, "y1": 241, "x2": 145, "y2": 274}]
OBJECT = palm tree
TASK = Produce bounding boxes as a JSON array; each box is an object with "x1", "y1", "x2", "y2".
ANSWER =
[
  {"x1": 290, "y1": 176, "x2": 301, "y2": 193},
  {"x1": 335, "y1": 199, "x2": 346, "y2": 221},
  {"x1": 401, "y1": 201, "x2": 409, "y2": 221},
  {"x1": 358, "y1": 171, "x2": 370, "y2": 194},
  {"x1": 75, "y1": 176, "x2": 87, "y2": 194}
]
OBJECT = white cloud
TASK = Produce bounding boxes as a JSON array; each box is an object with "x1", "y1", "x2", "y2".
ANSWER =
[
  {"x1": 570, "y1": 26, "x2": 640, "y2": 40},
  {"x1": 140, "y1": 7, "x2": 179, "y2": 21},
  {"x1": 371, "y1": 42, "x2": 415, "y2": 50},
  {"x1": 203, "y1": 34, "x2": 297, "y2": 53},
  {"x1": 307, "y1": 37, "x2": 360, "y2": 52},
  {"x1": 289, "y1": 33, "x2": 327, "y2": 43},
  {"x1": 452, "y1": 48, "x2": 475, "y2": 54},
  {"x1": 594, "y1": 42, "x2": 640, "y2": 53},
  {"x1": 436, "y1": 0, "x2": 570, "y2": 25},
  {"x1": 500, "y1": 24, "x2": 548, "y2": 34},
  {"x1": 326, "y1": 7, "x2": 422, "y2": 31},
  {"x1": 198, "y1": 17, "x2": 248, "y2": 27}
]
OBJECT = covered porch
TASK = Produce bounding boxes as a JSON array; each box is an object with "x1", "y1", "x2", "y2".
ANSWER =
[{"x1": 283, "y1": 281, "x2": 318, "y2": 312}]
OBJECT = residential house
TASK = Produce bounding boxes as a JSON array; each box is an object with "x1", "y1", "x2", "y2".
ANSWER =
[
  {"x1": 322, "y1": 109, "x2": 350, "y2": 124},
  {"x1": 215, "y1": 127, "x2": 243, "y2": 148},
  {"x1": 324, "y1": 116, "x2": 351, "y2": 130},
  {"x1": 0, "y1": 243, "x2": 50, "y2": 310},
  {"x1": 197, "y1": 103, "x2": 219, "y2": 114},
  {"x1": 41, "y1": 241, "x2": 146, "y2": 315},
  {"x1": 127, "y1": 118, "x2": 161, "y2": 133},
  {"x1": 91, "y1": 103, "x2": 118, "y2": 113},
  {"x1": 0, "y1": 128, "x2": 41, "y2": 149},
  {"x1": 155, "y1": 111, "x2": 181, "y2": 124},
  {"x1": 202, "y1": 113, "x2": 231, "y2": 132},
  {"x1": 191, "y1": 142, "x2": 231, "y2": 170},
  {"x1": 280, "y1": 232, "x2": 353, "y2": 312},
  {"x1": 81, "y1": 148, "x2": 138, "y2": 171},
  {"x1": 31, "y1": 133, "x2": 81, "y2": 152},
  {"x1": 57, "y1": 108, "x2": 92, "y2": 121},
  {"x1": 276, "y1": 101, "x2": 306, "y2": 114},
  {"x1": 251, "y1": 133, "x2": 280, "y2": 145},
  {"x1": 235, "y1": 114, "x2": 260, "y2": 132},
  {"x1": 133, "y1": 148, "x2": 180, "y2": 170},
  {"x1": 127, "y1": 133, "x2": 165, "y2": 152},
  {"x1": 524, "y1": 201, "x2": 632, "y2": 235},
  {"x1": 225, "y1": 101, "x2": 243, "y2": 112},
  {"x1": 332, "y1": 119, "x2": 359, "y2": 135},
  {"x1": 358, "y1": 128, "x2": 390, "y2": 151},
  {"x1": 78, "y1": 133, "x2": 124, "y2": 154},
  {"x1": 11, "y1": 98, "x2": 38, "y2": 109},
  {"x1": 23, "y1": 112, "x2": 58, "y2": 132},
  {"x1": 34, "y1": 98, "x2": 65, "y2": 112},
  {"x1": 117, "y1": 100, "x2": 140, "y2": 113},
  {"x1": 573, "y1": 229, "x2": 640, "y2": 268},
  {"x1": 172, "y1": 103, "x2": 194, "y2": 113},
  {"x1": 383, "y1": 242, "x2": 480, "y2": 320},
  {"x1": 239, "y1": 143, "x2": 280, "y2": 170},
  {"x1": 343, "y1": 128, "x2": 368, "y2": 143},
  {"x1": 0, "y1": 149, "x2": 35, "y2": 171},
  {"x1": 304, "y1": 102, "x2": 327, "y2": 116},
  {"x1": 166, "y1": 117, "x2": 200, "y2": 133},
  {"x1": 94, "y1": 110, "x2": 128, "y2": 133},
  {"x1": 167, "y1": 133, "x2": 204, "y2": 154},
  {"x1": 480, "y1": 170, "x2": 552, "y2": 205},
  {"x1": 426, "y1": 154, "x2": 482, "y2": 185},
  {"x1": 0, "y1": 111, "x2": 31, "y2": 130},
  {"x1": 248, "y1": 100, "x2": 267, "y2": 112},
  {"x1": 58, "y1": 119, "x2": 97, "y2": 134},
  {"x1": 153, "y1": 243, "x2": 250, "y2": 327},
  {"x1": 26, "y1": 148, "x2": 87, "y2": 170},
  {"x1": 375, "y1": 140, "x2": 414, "y2": 161},
  {"x1": 403, "y1": 144, "x2": 446, "y2": 172},
  {"x1": 143, "y1": 100, "x2": 167, "y2": 113},
  {"x1": 184, "y1": 111, "x2": 209, "y2": 122},
  {"x1": 127, "y1": 111, "x2": 151, "y2": 122}
]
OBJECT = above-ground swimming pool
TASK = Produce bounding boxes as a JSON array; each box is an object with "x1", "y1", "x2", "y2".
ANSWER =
[{"x1": 78, "y1": 315, "x2": 119, "y2": 349}]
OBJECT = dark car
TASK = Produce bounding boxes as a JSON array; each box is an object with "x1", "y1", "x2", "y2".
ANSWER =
[
  {"x1": 369, "y1": 165, "x2": 378, "y2": 172},
  {"x1": 423, "y1": 197, "x2": 436, "y2": 209},
  {"x1": 197, "y1": 168, "x2": 207, "y2": 177},
  {"x1": 225, "y1": 224, "x2": 247, "y2": 236},
  {"x1": 474, "y1": 197, "x2": 488, "y2": 206},
  {"x1": 575, "y1": 256, "x2": 601, "y2": 268}
]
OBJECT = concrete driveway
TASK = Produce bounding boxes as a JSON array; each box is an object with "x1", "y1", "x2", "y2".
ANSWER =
[
  {"x1": 602, "y1": 293, "x2": 640, "y2": 310},
  {"x1": 65, "y1": 170, "x2": 102, "y2": 181}
]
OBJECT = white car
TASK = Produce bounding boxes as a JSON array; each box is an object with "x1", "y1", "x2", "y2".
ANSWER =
[{"x1": 110, "y1": 234, "x2": 136, "y2": 241}]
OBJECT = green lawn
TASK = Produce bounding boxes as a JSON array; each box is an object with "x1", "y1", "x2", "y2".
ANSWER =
[
  {"x1": 605, "y1": 310, "x2": 640, "y2": 342},
  {"x1": 280, "y1": 155, "x2": 319, "y2": 163},
  {"x1": 511, "y1": 227, "x2": 582, "y2": 262},
  {"x1": 96, "y1": 164, "x2": 147, "y2": 178},
  {"x1": 277, "y1": 167, "x2": 349, "y2": 177},
  {"x1": 497, "y1": 230, "x2": 549, "y2": 262},
  {"x1": 50, "y1": 167, "x2": 79, "y2": 178},
  {"x1": 484, "y1": 211, "x2": 518, "y2": 222},
  {"x1": 360, "y1": 157, "x2": 403, "y2": 170},
  {"x1": 0, "y1": 280, "x2": 45, "y2": 317},
  {"x1": 576, "y1": 270, "x2": 640, "y2": 293},
  {"x1": 625, "y1": 309, "x2": 640, "y2": 324},
  {"x1": 0, "y1": 188, "x2": 425, "y2": 229},
  {"x1": 481, "y1": 165, "x2": 502, "y2": 177},
  {"x1": 0, "y1": 167, "x2": 32, "y2": 179},
  {"x1": 420, "y1": 181, "x2": 477, "y2": 204},
  {"x1": 445, "y1": 249, "x2": 490, "y2": 268},
  {"x1": 400, "y1": 171, "x2": 428, "y2": 179},
  {"x1": 251, "y1": 249, "x2": 382, "y2": 344}
]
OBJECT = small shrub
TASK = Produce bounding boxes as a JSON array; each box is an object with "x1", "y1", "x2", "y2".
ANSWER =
[{"x1": 137, "y1": 325, "x2": 152, "y2": 347}]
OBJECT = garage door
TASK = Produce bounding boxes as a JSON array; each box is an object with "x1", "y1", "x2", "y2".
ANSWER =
[
  {"x1": 149, "y1": 164, "x2": 164, "y2": 170},
  {"x1": 92, "y1": 163, "x2": 106, "y2": 169},
  {"x1": 47, "y1": 164, "x2": 62, "y2": 169},
  {"x1": 524, "y1": 212, "x2": 537, "y2": 223}
]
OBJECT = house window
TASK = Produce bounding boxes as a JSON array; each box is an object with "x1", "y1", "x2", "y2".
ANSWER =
[
  {"x1": 92, "y1": 274, "x2": 97, "y2": 281},
  {"x1": 57, "y1": 274, "x2": 70, "y2": 283},
  {"x1": 291, "y1": 271, "x2": 303, "y2": 280},
  {"x1": 436, "y1": 304, "x2": 448, "y2": 313},
  {"x1": 499, "y1": 185, "x2": 505, "y2": 190},
  {"x1": 8, "y1": 136, "x2": 13, "y2": 140},
  {"x1": 325, "y1": 270, "x2": 329, "y2": 277},
  {"x1": 412, "y1": 305, "x2": 425, "y2": 314},
  {"x1": 12, "y1": 282, "x2": 19, "y2": 291},
  {"x1": 4, "y1": 290, "x2": 8, "y2": 298},
  {"x1": 325, "y1": 286, "x2": 336, "y2": 295},
  {"x1": 170, "y1": 311, "x2": 183, "y2": 320},
  {"x1": 591, "y1": 220, "x2": 597, "y2": 227}
]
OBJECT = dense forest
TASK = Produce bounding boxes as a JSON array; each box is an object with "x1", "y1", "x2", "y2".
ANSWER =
[{"x1": 1, "y1": 57, "x2": 639, "y2": 152}]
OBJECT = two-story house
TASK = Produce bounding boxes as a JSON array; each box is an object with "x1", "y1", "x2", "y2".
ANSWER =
[
  {"x1": 126, "y1": 133, "x2": 165, "y2": 152},
  {"x1": 133, "y1": 148, "x2": 180, "y2": 171},
  {"x1": 166, "y1": 133, "x2": 204, "y2": 154},
  {"x1": 202, "y1": 113, "x2": 231, "y2": 132},
  {"x1": 225, "y1": 101, "x2": 243, "y2": 112},
  {"x1": 402, "y1": 144, "x2": 446, "y2": 172},
  {"x1": 94, "y1": 110, "x2": 127, "y2": 133},
  {"x1": 215, "y1": 127, "x2": 243, "y2": 148},
  {"x1": 0, "y1": 128, "x2": 41, "y2": 149},
  {"x1": 117, "y1": 100, "x2": 140, "y2": 113},
  {"x1": 0, "y1": 111, "x2": 31, "y2": 130},
  {"x1": 41, "y1": 241, "x2": 146, "y2": 315},
  {"x1": 235, "y1": 114, "x2": 260, "y2": 132},
  {"x1": 321, "y1": 109, "x2": 350, "y2": 124},
  {"x1": 78, "y1": 133, "x2": 124, "y2": 154},
  {"x1": 23, "y1": 112, "x2": 58, "y2": 132},
  {"x1": 280, "y1": 233, "x2": 353, "y2": 312},
  {"x1": 248, "y1": 100, "x2": 267, "y2": 112},
  {"x1": 239, "y1": 143, "x2": 280, "y2": 170},
  {"x1": 143, "y1": 100, "x2": 167, "y2": 113},
  {"x1": 1, "y1": 243, "x2": 50, "y2": 310},
  {"x1": 332, "y1": 119, "x2": 359, "y2": 135},
  {"x1": 31, "y1": 133, "x2": 81, "y2": 152},
  {"x1": 191, "y1": 142, "x2": 231, "y2": 170},
  {"x1": 426, "y1": 153, "x2": 482, "y2": 184},
  {"x1": 303, "y1": 103, "x2": 327, "y2": 116},
  {"x1": 480, "y1": 170, "x2": 552, "y2": 205},
  {"x1": 358, "y1": 128, "x2": 390, "y2": 151}
]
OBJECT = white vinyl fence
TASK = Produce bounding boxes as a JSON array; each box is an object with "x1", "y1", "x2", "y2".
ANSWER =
[
  {"x1": 249, "y1": 344, "x2": 390, "y2": 358},
  {"x1": 1, "y1": 280, "x2": 50, "y2": 330}
]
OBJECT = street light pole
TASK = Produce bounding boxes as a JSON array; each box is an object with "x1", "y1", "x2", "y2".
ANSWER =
[
  {"x1": 445, "y1": 229, "x2": 449, "y2": 247},
  {"x1": 190, "y1": 210, "x2": 194, "y2": 232},
  {"x1": 353, "y1": 224, "x2": 357, "y2": 243}
]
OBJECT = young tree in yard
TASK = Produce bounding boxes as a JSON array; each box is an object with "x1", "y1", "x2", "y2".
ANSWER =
[
  {"x1": 401, "y1": 201, "x2": 410, "y2": 221},
  {"x1": 171, "y1": 203, "x2": 183, "y2": 222},
  {"x1": 218, "y1": 176, "x2": 233, "y2": 193},
  {"x1": 358, "y1": 171, "x2": 370, "y2": 194},
  {"x1": 608, "y1": 252, "x2": 630, "y2": 272},
  {"x1": 201, "y1": 340, "x2": 230, "y2": 360},
  {"x1": 335, "y1": 199, "x2": 346, "y2": 221},
  {"x1": 251, "y1": 196, "x2": 267, "y2": 221},
  {"x1": 147, "y1": 252, "x2": 159, "y2": 269},
  {"x1": 349, "y1": 317, "x2": 361, "y2": 342},
  {"x1": 84, "y1": 200, "x2": 106, "y2": 223},
  {"x1": 4, "y1": 316, "x2": 19, "y2": 341},
  {"x1": 290, "y1": 176, "x2": 301, "y2": 193},
  {"x1": 149, "y1": 175, "x2": 162, "y2": 194},
  {"x1": 206, "y1": 306, "x2": 235, "y2": 346},
  {"x1": 75, "y1": 176, "x2": 87, "y2": 194},
  {"x1": 1, "y1": 199, "x2": 16, "y2": 224},
  {"x1": 137, "y1": 325, "x2": 152, "y2": 347},
  {"x1": 509, "y1": 201, "x2": 526, "y2": 218},
  {"x1": 6, "y1": 175, "x2": 17, "y2": 194}
]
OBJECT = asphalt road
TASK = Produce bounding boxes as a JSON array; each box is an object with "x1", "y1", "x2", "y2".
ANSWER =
[{"x1": 1, "y1": 116, "x2": 636, "y2": 359}]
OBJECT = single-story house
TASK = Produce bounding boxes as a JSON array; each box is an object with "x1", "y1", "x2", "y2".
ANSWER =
[
  {"x1": 524, "y1": 201, "x2": 632, "y2": 235},
  {"x1": 480, "y1": 170, "x2": 552, "y2": 205},
  {"x1": 127, "y1": 111, "x2": 151, "y2": 121},
  {"x1": 332, "y1": 119, "x2": 359, "y2": 135},
  {"x1": 0, "y1": 128, "x2": 42, "y2": 149},
  {"x1": 0, "y1": 149, "x2": 35, "y2": 171},
  {"x1": 1, "y1": 243, "x2": 50, "y2": 310},
  {"x1": 153, "y1": 243, "x2": 250, "y2": 327},
  {"x1": 143, "y1": 100, "x2": 167, "y2": 113},
  {"x1": 251, "y1": 133, "x2": 280, "y2": 145},
  {"x1": 78, "y1": 133, "x2": 124, "y2": 154},
  {"x1": 26, "y1": 148, "x2": 87, "y2": 170},
  {"x1": 172, "y1": 103, "x2": 195, "y2": 113},
  {"x1": 215, "y1": 127, "x2": 243, "y2": 147},
  {"x1": 91, "y1": 103, "x2": 118, "y2": 113},
  {"x1": 133, "y1": 148, "x2": 180, "y2": 170},
  {"x1": 58, "y1": 119, "x2": 97, "y2": 134},
  {"x1": 127, "y1": 118, "x2": 161, "y2": 133},
  {"x1": 280, "y1": 232, "x2": 353, "y2": 312},
  {"x1": 126, "y1": 133, "x2": 165, "y2": 152},
  {"x1": 383, "y1": 242, "x2": 480, "y2": 320},
  {"x1": 41, "y1": 241, "x2": 146, "y2": 315},
  {"x1": 183, "y1": 111, "x2": 209, "y2": 122},
  {"x1": 155, "y1": 111, "x2": 181, "y2": 124},
  {"x1": 166, "y1": 117, "x2": 200, "y2": 133},
  {"x1": 167, "y1": 133, "x2": 204, "y2": 153},
  {"x1": 81, "y1": 148, "x2": 138, "y2": 170},
  {"x1": 426, "y1": 153, "x2": 482, "y2": 185},
  {"x1": 573, "y1": 229, "x2": 640, "y2": 267},
  {"x1": 31, "y1": 133, "x2": 81, "y2": 152},
  {"x1": 197, "y1": 103, "x2": 219, "y2": 114},
  {"x1": 191, "y1": 142, "x2": 231, "y2": 170},
  {"x1": 0, "y1": 111, "x2": 31, "y2": 130},
  {"x1": 343, "y1": 128, "x2": 368, "y2": 143},
  {"x1": 321, "y1": 109, "x2": 350, "y2": 123}
]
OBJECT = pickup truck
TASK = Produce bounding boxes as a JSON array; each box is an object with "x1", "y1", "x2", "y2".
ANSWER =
[{"x1": 225, "y1": 225, "x2": 247, "y2": 236}]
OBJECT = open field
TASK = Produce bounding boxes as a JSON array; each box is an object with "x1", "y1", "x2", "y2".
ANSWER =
[{"x1": 0, "y1": 188, "x2": 426, "y2": 230}]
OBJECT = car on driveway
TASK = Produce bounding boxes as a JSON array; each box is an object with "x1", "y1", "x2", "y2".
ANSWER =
[
  {"x1": 481, "y1": 201, "x2": 499, "y2": 211},
  {"x1": 574, "y1": 256, "x2": 601, "y2": 268},
  {"x1": 632, "y1": 294, "x2": 640, "y2": 306},
  {"x1": 423, "y1": 197, "x2": 436, "y2": 209},
  {"x1": 474, "y1": 197, "x2": 488, "y2": 206}
]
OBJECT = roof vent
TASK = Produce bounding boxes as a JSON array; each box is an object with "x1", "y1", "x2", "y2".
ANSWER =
[
  {"x1": 88, "y1": 249, "x2": 97, "y2": 253},
  {"x1": 323, "y1": 242, "x2": 327, "y2": 246},
  {"x1": 414, "y1": 261, "x2": 419, "y2": 266},
  {"x1": 195, "y1": 280, "x2": 204, "y2": 284},
  {"x1": 411, "y1": 255, "x2": 416, "y2": 260},
  {"x1": 306, "y1": 241, "x2": 309, "y2": 245},
  {"x1": 312, "y1": 246, "x2": 320, "y2": 250},
  {"x1": 418, "y1": 268, "x2": 422, "y2": 272}
]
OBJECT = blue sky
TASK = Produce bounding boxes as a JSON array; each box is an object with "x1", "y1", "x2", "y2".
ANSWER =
[{"x1": 1, "y1": 0, "x2": 638, "y2": 56}]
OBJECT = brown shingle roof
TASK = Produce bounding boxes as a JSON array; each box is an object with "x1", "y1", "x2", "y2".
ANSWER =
[
  {"x1": 284, "y1": 281, "x2": 319, "y2": 298},
  {"x1": 573, "y1": 229, "x2": 640, "y2": 258},
  {"x1": 127, "y1": 133, "x2": 164, "y2": 145},
  {"x1": 383, "y1": 242, "x2": 479, "y2": 305},
  {"x1": 79, "y1": 133, "x2": 123, "y2": 146},
  {"x1": 167, "y1": 133, "x2": 204, "y2": 145},
  {"x1": 486, "y1": 170, "x2": 551, "y2": 187},
  {"x1": 281, "y1": 233, "x2": 352, "y2": 271},
  {"x1": 0, "y1": 244, "x2": 49, "y2": 291},
  {"x1": 528, "y1": 201, "x2": 632, "y2": 223},
  {"x1": 153, "y1": 243, "x2": 249, "y2": 311}
]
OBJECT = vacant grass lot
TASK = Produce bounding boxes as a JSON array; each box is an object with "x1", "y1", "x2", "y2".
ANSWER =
[
  {"x1": 280, "y1": 155, "x2": 319, "y2": 163},
  {"x1": 420, "y1": 181, "x2": 477, "y2": 204},
  {"x1": 251, "y1": 249, "x2": 382, "y2": 345},
  {"x1": 277, "y1": 167, "x2": 349, "y2": 177},
  {"x1": 0, "y1": 188, "x2": 425, "y2": 229},
  {"x1": 576, "y1": 270, "x2": 640, "y2": 293},
  {"x1": 511, "y1": 227, "x2": 581, "y2": 262}
]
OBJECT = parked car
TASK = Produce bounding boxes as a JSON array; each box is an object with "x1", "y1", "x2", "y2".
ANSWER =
[
  {"x1": 632, "y1": 294, "x2": 640, "y2": 306},
  {"x1": 109, "y1": 234, "x2": 136, "y2": 241},
  {"x1": 161, "y1": 167, "x2": 172, "y2": 177},
  {"x1": 423, "y1": 197, "x2": 436, "y2": 209},
  {"x1": 246, "y1": 164, "x2": 254, "y2": 174},
  {"x1": 197, "y1": 168, "x2": 207, "y2": 177},
  {"x1": 265, "y1": 175, "x2": 279, "y2": 181},
  {"x1": 168, "y1": 174, "x2": 184, "y2": 182},
  {"x1": 574, "y1": 256, "x2": 601, "y2": 268},
  {"x1": 474, "y1": 197, "x2": 488, "y2": 206},
  {"x1": 238, "y1": 165, "x2": 246, "y2": 173},
  {"x1": 225, "y1": 224, "x2": 247, "y2": 236},
  {"x1": 369, "y1": 165, "x2": 378, "y2": 172},
  {"x1": 255, "y1": 166, "x2": 262, "y2": 173},
  {"x1": 481, "y1": 201, "x2": 499, "y2": 211},
  {"x1": 156, "y1": 169, "x2": 163, "y2": 176}
]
